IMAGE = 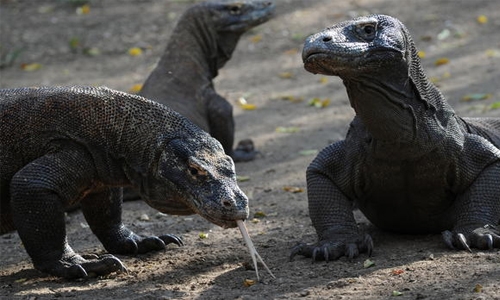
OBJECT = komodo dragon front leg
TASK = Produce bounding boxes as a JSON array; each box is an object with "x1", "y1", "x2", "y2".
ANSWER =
[
  {"x1": 10, "y1": 147, "x2": 181, "y2": 278},
  {"x1": 290, "y1": 142, "x2": 373, "y2": 261},
  {"x1": 443, "y1": 147, "x2": 500, "y2": 251}
]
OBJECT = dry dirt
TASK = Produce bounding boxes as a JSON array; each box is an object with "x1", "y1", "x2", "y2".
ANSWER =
[{"x1": 1, "y1": 0, "x2": 500, "y2": 299}]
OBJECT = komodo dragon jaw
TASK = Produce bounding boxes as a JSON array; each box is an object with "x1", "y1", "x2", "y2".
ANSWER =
[
  {"x1": 147, "y1": 137, "x2": 249, "y2": 229},
  {"x1": 302, "y1": 16, "x2": 407, "y2": 77}
]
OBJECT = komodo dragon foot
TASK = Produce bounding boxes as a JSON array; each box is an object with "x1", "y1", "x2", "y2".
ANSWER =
[
  {"x1": 101, "y1": 230, "x2": 184, "y2": 255},
  {"x1": 232, "y1": 139, "x2": 259, "y2": 162},
  {"x1": 442, "y1": 224, "x2": 500, "y2": 252},
  {"x1": 290, "y1": 233, "x2": 373, "y2": 262},
  {"x1": 34, "y1": 253, "x2": 126, "y2": 279}
]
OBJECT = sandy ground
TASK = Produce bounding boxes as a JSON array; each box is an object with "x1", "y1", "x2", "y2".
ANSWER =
[{"x1": 1, "y1": 0, "x2": 499, "y2": 299}]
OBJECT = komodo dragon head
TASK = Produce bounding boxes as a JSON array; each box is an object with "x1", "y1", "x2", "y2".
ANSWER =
[
  {"x1": 179, "y1": 0, "x2": 275, "y2": 70},
  {"x1": 301, "y1": 14, "x2": 415, "y2": 78},
  {"x1": 301, "y1": 14, "x2": 446, "y2": 144},
  {"x1": 301, "y1": 14, "x2": 439, "y2": 106},
  {"x1": 140, "y1": 131, "x2": 249, "y2": 229}
]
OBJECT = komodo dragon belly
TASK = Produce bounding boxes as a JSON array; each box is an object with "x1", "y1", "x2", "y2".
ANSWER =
[{"x1": 355, "y1": 157, "x2": 455, "y2": 233}]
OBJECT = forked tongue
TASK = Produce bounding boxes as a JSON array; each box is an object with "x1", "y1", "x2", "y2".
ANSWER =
[{"x1": 236, "y1": 220, "x2": 275, "y2": 281}]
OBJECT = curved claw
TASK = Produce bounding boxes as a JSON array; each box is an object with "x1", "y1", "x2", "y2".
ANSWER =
[
  {"x1": 485, "y1": 234, "x2": 494, "y2": 250},
  {"x1": 364, "y1": 234, "x2": 374, "y2": 257},
  {"x1": 159, "y1": 234, "x2": 184, "y2": 247},
  {"x1": 67, "y1": 264, "x2": 88, "y2": 279},
  {"x1": 289, "y1": 243, "x2": 309, "y2": 262},
  {"x1": 442, "y1": 230, "x2": 456, "y2": 250},
  {"x1": 442, "y1": 225, "x2": 500, "y2": 252},
  {"x1": 136, "y1": 236, "x2": 166, "y2": 254},
  {"x1": 81, "y1": 255, "x2": 127, "y2": 277},
  {"x1": 289, "y1": 234, "x2": 373, "y2": 262},
  {"x1": 457, "y1": 233, "x2": 472, "y2": 253}
]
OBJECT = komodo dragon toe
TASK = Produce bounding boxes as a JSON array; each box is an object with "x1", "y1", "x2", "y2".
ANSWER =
[
  {"x1": 34, "y1": 253, "x2": 126, "y2": 279},
  {"x1": 442, "y1": 224, "x2": 500, "y2": 252},
  {"x1": 290, "y1": 233, "x2": 373, "y2": 262}
]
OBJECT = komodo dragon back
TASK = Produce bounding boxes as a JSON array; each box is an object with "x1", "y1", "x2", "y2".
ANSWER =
[{"x1": 0, "y1": 86, "x2": 248, "y2": 278}]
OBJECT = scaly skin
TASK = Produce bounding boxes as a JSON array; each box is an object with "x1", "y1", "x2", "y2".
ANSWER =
[
  {"x1": 139, "y1": 0, "x2": 275, "y2": 162},
  {"x1": 0, "y1": 86, "x2": 248, "y2": 278},
  {"x1": 291, "y1": 15, "x2": 500, "y2": 262}
]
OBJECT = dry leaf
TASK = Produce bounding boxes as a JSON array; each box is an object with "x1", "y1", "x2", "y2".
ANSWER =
[
  {"x1": 128, "y1": 47, "x2": 143, "y2": 56},
  {"x1": 279, "y1": 95, "x2": 304, "y2": 103},
  {"x1": 363, "y1": 258, "x2": 375, "y2": 268},
  {"x1": 392, "y1": 269, "x2": 404, "y2": 275},
  {"x1": 237, "y1": 97, "x2": 257, "y2": 110},
  {"x1": 477, "y1": 15, "x2": 488, "y2": 24},
  {"x1": 250, "y1": 34, "x2": 263, "y2": 43},
  {"x1": 84, "y1": 47, "x2": 100, "y2": 56},
  {"x1": 417, "y1": 51, "x2": 426, "y2": 59},
  {"x1": 237, "y1": 175, "x2": 250, "y2": 182},
  {"x1": 199, "y1": 232, "x2": 208, "y2": 239},
  {"x1": 462, "y1": 93, "x2": 492, "y2": 101},
  {"x1": 129, "y1": 84, "x2": 143, "y2": 94},
  {"x1": 434, "y1": 57, "x2": 449, "y2": 66},
  {"x1": 275, "y1": 126, "x2": 300, "y2": 133},
  {"x1": 489, "y1": 102, "x2": 500, "y2": 110},
  {"x1": 309, "y1": 97, "x2": 330, "y2": 108},
  {"x1": 254, "y1": 211, "x2": 267, "y2": 218},
  {"x1": 283, "y1": 186, "x2": 304, "y2": 193},
  {"x1": 319, "y1": 77, "x2": 328, "y2": 84},
  {"x1": 283, "y1": 48, "x2": 299, "y2": 55},
  {"x1": 298, "y1": 149, "x2": 318, "y2": 156},
  {"x1": 485, "y1": 49, "x2": 500, "y2": 58},
  {"x1": 243, "y1": 279, "x2": 256, "y2": 287},
  {"x1": 278, "y1": 72, "x2": 294, "y2": 79},
  {"x1": 76, "y1": 4, "x2": 90, "y2": 15},
  {"x1": 473, "y1": 284, "x2": 483, "y2": 293},
  {"x1": 21, "y1": 63, "x2": 42, "y2": 71}
]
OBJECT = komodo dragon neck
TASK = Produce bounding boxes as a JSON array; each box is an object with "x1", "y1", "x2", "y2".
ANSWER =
[{"x1": 140, "y1": 5, "x2": 242, "y2": 105}]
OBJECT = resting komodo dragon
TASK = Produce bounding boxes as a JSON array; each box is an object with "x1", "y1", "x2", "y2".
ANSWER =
[
  {"x1": 139, "y1": 0, "x2": 275, "y2": 162},
  {"x1": 291, "y1": 15, "x2": 500, "y2": 261},
  {"x1": 0, "y1": 86, "x2": 249, "y2": 278}
]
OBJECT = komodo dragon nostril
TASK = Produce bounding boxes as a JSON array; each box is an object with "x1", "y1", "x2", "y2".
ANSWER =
[
  {"x1": 323, "y1": 36, "x2": 332, "y2": 42},
  {"x1": 222, "y1": 199, "x2": 232, "y2": 207}
]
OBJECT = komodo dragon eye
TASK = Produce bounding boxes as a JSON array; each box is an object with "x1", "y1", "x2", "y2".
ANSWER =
[
  {"x1": 188, "y1": 158, "x2": 208, "y2": 179},
  {"x1": 228, "y1": 4, "x2": 242, "y2": 15},
  {"x1": 355, "y1": 22, "x2": 377, "y2": 42}
]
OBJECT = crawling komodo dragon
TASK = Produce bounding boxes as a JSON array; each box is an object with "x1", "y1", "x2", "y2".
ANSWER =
[
  {"x1": 0, "y1": 86, "x2": 248, "y2": 278},
  {"x1": 291, "y1": 15, "x2": 500, "y2": 261},
  {"x1": 139, "y1": 0, "x2": 275, "y2": 162}
]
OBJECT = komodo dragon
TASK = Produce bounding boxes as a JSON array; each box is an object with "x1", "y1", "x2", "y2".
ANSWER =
[
  {"x1": 139, "y1": 0, "x2": 275, "y2": 162},
  {"x1": 0, "y1": 86, "x2": 249, "y2": 278},
  {"x1": 291, "y1": 15, "x2": 500, "y2": 261}
]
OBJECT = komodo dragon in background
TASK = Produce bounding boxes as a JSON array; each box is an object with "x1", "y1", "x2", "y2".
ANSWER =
[
  {"x1": 139, "y1": 0, "x2": 275, "y2": 162},
  {"x1": 291, "y1": 15, "x2": 500, "y2": 261},
  {"x1": 0, "y1": 86, "x2": 249, "y2": 279}
]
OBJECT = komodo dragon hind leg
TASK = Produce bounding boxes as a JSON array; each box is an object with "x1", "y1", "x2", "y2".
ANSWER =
[
  {"x1": 9, "y1": 150, "x2": 125, "y2": 279},
  {"x1": 81, "y1": 187, "x2": 183, "y2": 255}
]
